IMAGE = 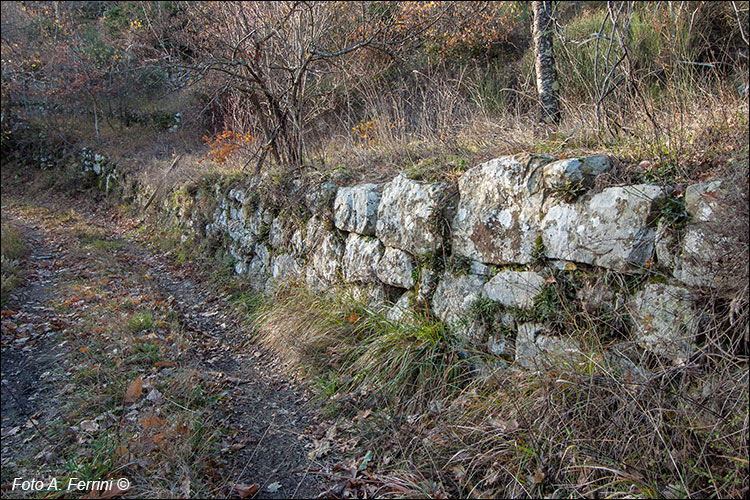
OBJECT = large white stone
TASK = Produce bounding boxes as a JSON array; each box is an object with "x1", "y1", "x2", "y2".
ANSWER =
[
  {"x1": 483, "y1": 270, "x2": 546, "y2": 309},
  {"x1": 246, "y1": 253, "x2": 271, "y2": 293},
  {"x1": 271, "y1": 253, "x2": 301, "y2": 282},
  {"x1": 452, "y1": 157, "x2": 544, "y2": 265},
  {"x1": 334, "y1": 183, "x2": 382, "y2": 235},
  {"x1": 306, "y1": 232, "x2": 344, "y2": 289},
  {"x1": 342, "y1": 233, "x2": 384, "y2": 283},
  {"x1": 539, "y1": 155, "x2": 611, "y2": 192},
  {"x1": 350, "y1": 282, "x2": 389, "y2": 313},
  {"x1": 662, "y1": 179, "x2": 737, "y2": 288},
  {"x1": 684, "y1": 179, "x2": 724, "y2": 223},
  {"x1": 376, "y1": 174, "x2": 450, "y2": 257},
  {"x1": 630, "y1": 283, "x2": 697, "y2": 362},
  {"x1": 430, "y1": 272, "x2": 485, "y2": 325},
  {"x1": 541, "y1": 184, "x2": 666, "y2": 271},
  {"x1": 376, "y1": 247, "x2": 416, "y2": 288},
  {"x1": 269, "y1": 216, "x2": 293, "y2": 249}
]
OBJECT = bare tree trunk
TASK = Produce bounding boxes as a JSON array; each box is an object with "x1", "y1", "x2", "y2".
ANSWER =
[
  {"x1": 93, "y1": 100, "x2": 101, "y2": 144},
  {"x1": 532, "y1": 1, "x2": 561, "y2": 124}
]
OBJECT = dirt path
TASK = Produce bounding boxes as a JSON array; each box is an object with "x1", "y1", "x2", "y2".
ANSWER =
[{"x1": 1, "y1": 197, "x2": 328, "y2": 498}]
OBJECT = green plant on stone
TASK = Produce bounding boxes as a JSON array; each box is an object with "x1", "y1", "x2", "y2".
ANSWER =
[
  {"x1": 411, "y1": 266, "x2": 421, "y2": 286},
  {"x1": 448, "y1": 254, "x2": 473, "y2": 275},
  {"x1": 551, "y1": 178, "x2": 587, "y2": 203},
  {"x1": 657, "y1": 195, "x2": 690, "y2": 229},
  {"x1": 257, "y1": 222, "x2": 271, "y2": 243},
  {"x1": 417, "y1": 251, "x2": 444, "y2": 273},
  {"x1": 531, "y1": 235, "x2": 547, "y2": 265},
  {"x1": 467, "y1": 296, "x2": 506, "y2": 331}
]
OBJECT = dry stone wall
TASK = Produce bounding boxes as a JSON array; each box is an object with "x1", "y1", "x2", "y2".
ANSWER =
[{"x1": 166, "y1": 154, "x2": 741, "y2": 371}]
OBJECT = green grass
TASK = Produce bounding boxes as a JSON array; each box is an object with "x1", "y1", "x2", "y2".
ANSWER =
[
  {"x1": 127, "y1": 310, "x2": 155, "y2": 332},
  {"x1": 1, "y1": 220, "x2": 28, "y2": 305},
  {"x1": 255, "y1": 285, "x2": 476, "y2": 413}
]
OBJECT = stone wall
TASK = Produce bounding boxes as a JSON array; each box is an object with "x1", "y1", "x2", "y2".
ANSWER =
[{"x1": 164, "y1": 154, "x2": 742, "y2": 371}]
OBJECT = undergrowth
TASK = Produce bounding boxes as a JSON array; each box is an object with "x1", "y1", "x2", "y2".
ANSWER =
[
  {"x1": 251, "y1": 280, "x2": 749, "y2": 498},
  {"x1": 1, "y1": 219, "x2": 28, "y2": 306},
  {"x1": 254, "y1": 285, "x2": 477, "y2": 416}
]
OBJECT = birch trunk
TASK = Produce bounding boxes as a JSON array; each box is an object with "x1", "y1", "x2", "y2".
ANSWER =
[{"x1": 532, "y1": 1, "x2": 561, "y2": 124}]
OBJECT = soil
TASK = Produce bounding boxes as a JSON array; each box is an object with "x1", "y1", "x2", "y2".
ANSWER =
[{"x1": 1, "y1": 195, "x2": 330, "y2": 499}]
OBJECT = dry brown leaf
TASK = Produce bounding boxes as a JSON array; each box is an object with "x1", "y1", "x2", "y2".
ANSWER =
[
  {"x1": 123, "y1": 376, "x2": 143, "y2": 403},
  {"x1": 139, "y1": 415, "x2": 167, "y2": 428},
  {"x1": 532, "y1": 468, "x2": 545, "y2": 484},
  {"x1": 231, "y1": 483, "x2": 259, "y2": 498},
  {"x1": 152, "y1": 433, "x2": 167, "y2": 446},
  {"x1": 98, "y1": 482, "x2": 130, "y2": 499}
]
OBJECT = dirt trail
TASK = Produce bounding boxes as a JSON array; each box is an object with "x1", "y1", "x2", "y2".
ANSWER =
[{"x1": 1, "y1": 197, "x2": 328, "y2": 498}]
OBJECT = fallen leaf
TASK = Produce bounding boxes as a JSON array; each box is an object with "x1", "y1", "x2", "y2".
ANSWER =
[
  {"x1": 353, "y1": 409, "x2": 371, "y2": 422},
  {"x1": 532, "y1": 468, "x2": 545, "y2": 484},
  {"x1": 83, "y1": 481, "x2": 130, "y2": 499},
  {"x1": 139, "y1": 415, "x2": 167, "y2": 428},
  {"x1": 123, "y1": 376, "x2": 143, "y2": 403},
  {"x1": 308, "y1": 439, "x2": 331, "y2": 459},
  {"x1": 450, "y1": 465, "x2": 467, "y2": 481},
  {"x1": 267, "y1": 481, "x2": 281, "y2": 493},
  {"x1": 357, "y1": 450, "x2": 373, "y2": 472},
  {"x1": 230, "y1": 483, "x2": 259, "y2": 499},
  {"x1": 79, "y1": 419, "x2": 99, "y2": 433}
]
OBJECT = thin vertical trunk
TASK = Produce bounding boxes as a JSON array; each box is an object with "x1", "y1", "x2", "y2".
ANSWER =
[
  {"x1": 93, "y1": 100, "x2": 101, "y2": 144},
  {"x1": 532, "y1": 1, "x2": 561, "y2": 124}
]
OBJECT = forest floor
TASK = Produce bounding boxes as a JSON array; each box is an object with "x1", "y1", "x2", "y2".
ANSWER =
[{"x1": 0, "y1": 193, "x2": 352, "y2": 499}]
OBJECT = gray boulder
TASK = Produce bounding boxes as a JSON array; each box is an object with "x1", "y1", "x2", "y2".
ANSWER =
[
  {"x1": 630, "y1": 283, "x2": 698, "y2": 362},
  {"x1": 431, "y1": 272, "x2": 485, "y2": 325},
  {"x1": 376, "y1": 247, "x2": 416, "y2": 288},
  {"x1": 483, "y1": 270, "x2": 546, "y2": 309},
  {"x1": 306, "y1": 233, "x2": 345, "y2": 289},
  {"x1": 452, "y1": 157, "x2": 544, "y2": 265},
  {"x1": 376, "y1": 174, "x2": 450, "y2": 257},
  {"x1": 334, "y1": 183, "x2": 382, "y2": 235},
  {"x1": 515, "y1": 323, "x2": 581, "y2": 370},
  {"x1": 541, "y1": 184, "x2": 666, "y2": 271},
  {"x1": 387, "y1": 290, "x2": 415, "y2": 323},
  {"x1": 538, "y1": 155, "x2": 611, "y2": 193},
  {"x1": 342, "y1": 233, "x2": 384, "y2": 283}
]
